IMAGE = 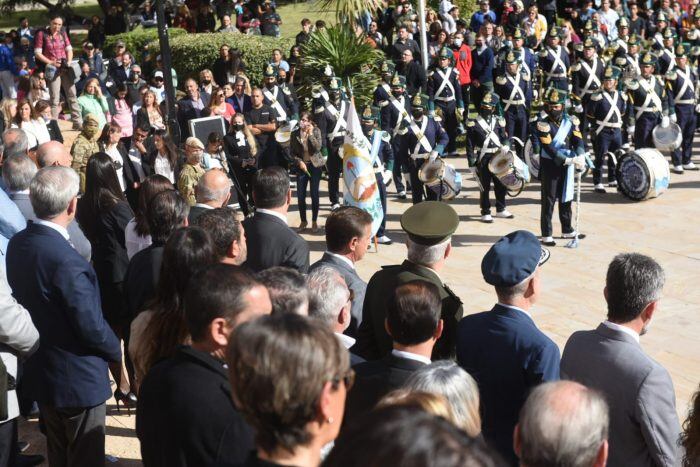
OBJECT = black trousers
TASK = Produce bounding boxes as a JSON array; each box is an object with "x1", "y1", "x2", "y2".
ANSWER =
[
  {"x1": 540, "y1": 157, "x2": 573, "y2": 237},
  {"x1": 0, "y1": 419, "x2": 17, "y2": 467},
  {"x1": 436, "y1": 101, "x2": 457, "y2": 153},
  {"x1": 327, "y1": 140, "x2": 343, "y2": 205},
  {"x1": 375, "y1": 172, "x2": 388, "y2": 237},
  {"x1": 40, "y1": 403, "x2": 106, "y2": 467},
  {"x1": 477, "y1": 162, "x2": 507, "y2": 215},
  {"x1": 391, "y1": 137, "x2": 406, "y2": 193},
  {"x1": 408, "y1": 158, "x2": 438, "y2": 204}
]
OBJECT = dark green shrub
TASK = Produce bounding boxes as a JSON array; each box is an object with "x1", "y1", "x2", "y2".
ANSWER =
[{"x1": 103, "y1": 26, "x2": 187, "y2": 59}]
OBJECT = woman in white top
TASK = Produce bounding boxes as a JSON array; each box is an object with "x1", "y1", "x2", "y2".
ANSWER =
[
  {"x1": 13, "y1": 99, "x2": 50, "y2": 148},
  {"x1": 147, "y1": 129, "x2": 181, "y2": 184},
  {"x1": 124, "y1": 174, "x2": 175, "y2": 260},
  {"x1": 98, "y1": 121, "x2": 129, "y2": 192}
]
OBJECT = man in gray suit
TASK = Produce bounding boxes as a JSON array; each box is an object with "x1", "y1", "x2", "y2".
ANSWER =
[
  {"x1": 561, "y1": 253, "x2": 681, "y2": 467},
  {"x1": 309, "y1": 206, "x2": 373, "y2": 337},
  {"x1": 3, "y1": 153, "x2": 91, "y2": 261}
]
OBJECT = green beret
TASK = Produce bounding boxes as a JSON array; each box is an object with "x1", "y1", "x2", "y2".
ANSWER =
[{"x1": 401, "y1": 201, "x2": 459, "y2": 246}]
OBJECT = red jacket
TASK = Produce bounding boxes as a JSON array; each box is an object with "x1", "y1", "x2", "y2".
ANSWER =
[{"x1": 452, "y1": 44, "x2": 472, "y2": 85}]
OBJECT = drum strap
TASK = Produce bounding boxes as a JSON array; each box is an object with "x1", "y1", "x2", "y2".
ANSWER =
[
  {"x1": 388, "y1": 95, "x2": 411, "y2": 136},
  {"x1": 546, "y1": 46, "x2": 567, "y2": 79},
  {"x1": 580, "y1": 58, "x2": 602, "y2": 95},
  {"x1": 636, "y1": 77, "x2": 662, "y2": 119},
  {"x1": 434, "y1": 68, "x2": 456, "y2": 102},
  {"x1": 329, "y1": 101, "x2": 348, "y2": 141},
  {"x1": 596, "y1": 91, "x2": 622, "y2": 135},
  {"x1": 263, "y1": 87, "x2": 288, "y2": 122},
  {"x1": 503, "y1": 73, "x2": 525, "y2": 111},
  {"x1": 476, "y1": 117, "x2": 501, "y2": 161},
  {"x1": 410, "y1": 118, "x2": 433, "y2": 159},
  {"x1": 627, "y1": 55, "x2": 640, "y2": 77},
  {"x1": 674, "y1": 69, "x2": 694, "y2": 105},
  {"x1": 663, "y1": 48, "x2": 675, "y2": 72}
]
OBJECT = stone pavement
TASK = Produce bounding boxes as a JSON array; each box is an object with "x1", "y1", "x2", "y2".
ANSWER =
[{"x1": 19, "y1": 127, "x2": 700, "y2": 465}]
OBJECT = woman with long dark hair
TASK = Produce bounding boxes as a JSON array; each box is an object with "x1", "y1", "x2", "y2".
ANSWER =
[
  {"x1": 76, "y1": 152, "x2": 137, "y2": 410},
  {"x1": 124, "y1": 174, "x2": 174, "y2": 259},
  {"x1": 128, "y1": 226, "x2": 218, "y2": 386},
  {"x1": 224, "y1": 113, "x2": 258, "y2": 214},
  {"x1": 144, "y1": 129, "x2": 182, "y2": 184}
]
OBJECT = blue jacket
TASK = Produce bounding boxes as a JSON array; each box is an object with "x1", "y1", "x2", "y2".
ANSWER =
[
  {"x1": 0, "y1": 44, "x2": 16, "y2": 74},
  {"x1": 0, "y1": 188, "x2": 26, "y2": 264},
  {"x1": 456, "y1": 304, "x2": 560, "y2": 465},
  {"x1": 6, "y1": 222, "x2": 121, "y2": 408},
  {"x1": 471, "y1": 46, "x2": 494, "y2": 84}
]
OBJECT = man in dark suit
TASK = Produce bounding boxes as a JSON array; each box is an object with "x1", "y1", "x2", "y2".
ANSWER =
[
  {"x1": 345, "y1": 280, "x2": 442, "y2": 428},
  {"x1": 6, "y1": 166, "x2": 122, "y2": 467},
  {"x1": 3, "y1": 153, "x2": 92, "y2": 261},
  {"x1": 309, "y1": 206, "x2": 372, "y2": 337},
  {"x1": 137, "y1": 264, "x2": 272, "y2": 467},
  {"x1": 561, "y1": 253, "x2": 681, "y2": 467},
  {"x1": 355, "y1": 201, "x2": 462, "y2": 361},
  {"x1": 242, "y1": 167, "x2": 310, "y2": 273},
  {"x1": 457, "y1": 230, "x2": 559, "y2": 465},
  {"x1": 231, "y1": 77, "x2": 252, "y2": 114},
  {"x1": 188, "y1": 169, "x2": 234, "y2": 224},
  {"x1": 396, "y1": 49, "x2": 427, "y2": 98},
  {"x1": 177, "y1": 78, "x2": 211, "y2": 138}
]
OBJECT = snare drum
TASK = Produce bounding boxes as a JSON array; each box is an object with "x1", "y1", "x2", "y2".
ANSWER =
[
  {"x1": 487, "y1": 150, "x2": 530, "y2": 196},
  {"x1": 523, "y1": 138, "x2": 541, "y2": 180},
  {"x1": 652, "y1": 122, "x2": 682, "y2": 152},
  {"x1": 418, "y1": 158, "x2": 462, "y2": 200},
  {"x1": 616, "y1": 148, "x2": 670, "y2": 201}
]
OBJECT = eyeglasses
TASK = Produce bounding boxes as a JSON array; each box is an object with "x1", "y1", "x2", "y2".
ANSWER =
[{"x1": 331, "y1": 368, "x2": 355, "y2": 390}]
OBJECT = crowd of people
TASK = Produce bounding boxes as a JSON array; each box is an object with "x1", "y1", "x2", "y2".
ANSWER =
[{"x1": 0, "y1": 0, "x2": 700, "y2": 465}]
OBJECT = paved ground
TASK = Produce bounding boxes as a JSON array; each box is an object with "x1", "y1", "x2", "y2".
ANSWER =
[{"x1": 19, "y1": 125, "x2": 700, "y2": 465}]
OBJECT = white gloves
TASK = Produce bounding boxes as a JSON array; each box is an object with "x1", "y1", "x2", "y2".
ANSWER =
[
  {"x1": 456, "y1": 108, "x2": 465, "y2": 120},
  {"x1": 382, "y1": 169, "x2": 393, "y2": 186},
  {"x1": 428, "y1": 150, "x2": 439, "y2": 162},
  {"x1": 498, "y1": 146, "x2": 510, "y2": 158},
  {"x1": 565, "y1": 155, "x2": 585, "y2": 169},
  {"x1": 670, "y1": 114, "x2": 677, "y2": 123},
  {"x1": 696, "y1": 104, "x2": 700, "y2": 113},
  {"x1": 661, "y1": 116, "x2": 670, "y2": 128},
  {"x1": 628, "y1": 125, "x2": 635, "y2": 134},
  {"x1": 574, "y1": 104, "x2": 583, "y2": 114}
]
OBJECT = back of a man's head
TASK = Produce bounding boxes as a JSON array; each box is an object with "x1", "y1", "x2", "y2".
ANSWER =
[
  {"x1": 387, "y1": 280, "x2": 442, "y2": 347},
  {"x1": 252, "y1": 167, "x2": 289, "y2": 209},
  {"x1": 37, "y1": 141, "x2": 71, "y2": 168},
  {"x1": 517, "y1": 381, "x2": 609, "y2": 467},
  {"x1": 3, "y1": 129, "x2": 29, "y2": 158},
  {"x1": 605, "y1": 253, "x2": 665, "y2": 324},
  {"x1": 185, "y1": 264, "x2": 271, "y2": 343},
  {"x1": 256, "y1": 266, "x2": 308, "y2": 315},
  {"x1": 325, "y1": 206, "x2": 372, "y2": 254},
  {"x1": 147, "y1": 190, "x2": 189, "y2": 244},
  {"x1": 195, "y1": 168, "x2": 232, "y2": 206},
  {"x1": 2, "y1": 154, "x2": 37, "y2": 192},
  {"x1": 194, "y1": 207, "x2": 243, "y2": 262},
  {"x1": 30, "y1": 166, "x2": 79, "y2": 220},
  {"x1": 307, "y1": 266, "x2": 349, "y2": 330}
]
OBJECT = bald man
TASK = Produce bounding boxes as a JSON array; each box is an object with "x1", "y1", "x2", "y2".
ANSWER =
[
  {"x1": 515, "y1": 381, "x2": 609, "y2": 467},
  {"x1": 37, "y1": 141, "x2": 72, "y2": 168},
  {"x1": 188, "y1": 168, "x2": 234, "y2": 224}
]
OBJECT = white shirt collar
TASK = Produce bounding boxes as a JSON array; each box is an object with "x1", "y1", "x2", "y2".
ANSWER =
[
  {"x1": 10, "y1": 189, "x2": 29, "y2": 195},
  {"x1": 497, "y1": 302, "x2": 532, "y2": 319},
  {"x1": 193, "y1": 203, "x2": 214, "y2": 210},
  {"x1": 391, "y1": 349, "x2": 431, "y2": 365},
  {"x1": 603, "y1": 320, "x2": 640, "y2": 343},
  {"x1": 335, "y1": 332, "x2": 356, "y2": 350},
  {"x1": 325, "y1": 251, "x2": 355, "y2": 270},
  {"x1": 35, "y1": 219, "x2": 70, "y2": 241},
  {"x1": 256, "y1": 208, "x2": 288, "y2": 225}
]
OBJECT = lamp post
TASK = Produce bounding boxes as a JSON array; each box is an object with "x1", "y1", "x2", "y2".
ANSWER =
[{"x1": 155, "y1": 0, "x2": 180, "y2": 144}]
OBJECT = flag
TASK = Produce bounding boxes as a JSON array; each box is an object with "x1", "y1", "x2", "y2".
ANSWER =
[{"x1": 341, "y1": 102, "x2": 384, "y2": 235}]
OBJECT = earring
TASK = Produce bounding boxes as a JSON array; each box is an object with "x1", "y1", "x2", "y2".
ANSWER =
[{"x1": 327, "y1": 417, "x2": 334, "y2": 424}]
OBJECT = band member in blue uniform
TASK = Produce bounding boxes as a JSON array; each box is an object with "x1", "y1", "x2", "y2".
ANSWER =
[
  {"x1": 533, "y1": 88, "x2": 587, "y2": 247},
  {"x1": 372, "y1": 61, "x2": 395, "y2": 109},
  {"x1": 587, "y1": 65, "x2": 627, "y2": 193},
  {"x1": 494, "y1": 50, "x2": 530, "y2": 145},
  {"x1": 626, "y1": 52, "x2": 670, "y2": 149},
  {"x1": 667, "y1": 44, "x2": 699, "y2": 173},
  {"x1": 657, "y1": 28, "x2": 677, "y2": 76},
  {"x1": 539, "y1": 26, "x2": 570, "y2": 91},
  {"x1": 401, "y1": 93, "x2": 448, "y2": 204},
  {"x1": 379, "y1": 73, "x2": 413, "y2": 199},
  {"x1": 428, "y1": 46, "x2": 464, "y2": 157},
  {"x1": 571, "y1": 37, "x2": 605, "y2": 150},
  {"x1": 466, "y1": 92, "x2": 514, "y2": 223},
  {"x1": 315, "y1": 77, "x2": 349, "y2": 210},
  {"x1": 361, "y1": 105, "x2": 395, "y2": 244}
]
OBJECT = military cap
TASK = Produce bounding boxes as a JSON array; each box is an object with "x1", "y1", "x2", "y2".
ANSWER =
[
  {"x1": 263, "y1": 64, "x2": 277, "y2": 77},
  {"x1": 662, "y1": 28, "x2": 675, "y2": 40},
  {"x1": 547, "y1": 25, "x2": 563, "y2": 38},
  {"x1": 481, "y1": 230, "x2": 550, "y2": 287},
  {"x1": 616, "y1": 17, "x2": 630, "y2": 28},
  {"x1": 329, "y1": 77, "x2": 343, "y2": 91},
  {"x1": 513, "y1": 28, "x2": 525, "y2": 40},
  {"x1": 504, "y1": 50, "x2": 521, "y2": 64},
  {"x1": 438, "y1": 46, "x2": 453, "y2": 59},
  {"x1": 390, "y1": 73, "x2": 406, "y2": 88},
  {"x1": 411, "y1": 93, "x2": 429, "y2": 109},
  {"x1": 694, "y1": 7, "x2": 700, "y2": 19},
  {"x1": 627, "y1": 34, "x2": 641, "y2": 46},
  {"x1": 603, "y1": 65, "x2": 621, "y2": 81},
  {"x1": 481, "y1": 92, "x2": 500, "y2": 108},
  {"x1": 400, "y1": 201, "x2": 459, "y2": 246},
  {"x1": 675, "y1": 43, "x2": 689, "y2": 58},
  {"x1": 361, "y1": 105, "x2": 380, "y2": 121},
  {"x1": 544, "y1": 87, "x2": 566, "y2": 105},
  {"x1": 657, "y1": 12, "x2": 668, "y2": 22},
  {"x1": 639, "y1": 51, "x2": 657, "y2": 67},
  {"x1": 582, "y1": 37, "x2": 597, "y2": 49},
  {"x1": 83, "y1": 113, "x2": 100, "y2": 126},
  {"x1": 583, "y1": 20, "x2": 597, "y2": 32},
  {"x1": 323, "y1": 64, "x2": 335, "y2": 77},
  {"x1": 380, "y1": 61, "x2": 395, "y2": 75}
]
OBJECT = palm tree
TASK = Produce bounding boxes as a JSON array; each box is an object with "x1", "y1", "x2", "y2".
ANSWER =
[{"x1": 318, "y1": 0, "x2": 381, "y2": 29}]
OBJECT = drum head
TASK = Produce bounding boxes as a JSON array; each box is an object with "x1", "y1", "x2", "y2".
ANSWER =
[
  {"x1": 652, "y1": 123, "x2": 682, "y2": 152},
  {"x1": 488, "y1": 152, "x2": 513, "y2": 175},
  {"x1": 524, "y1": 139, "x2": 540, "y2": 180},
  {"x1": 616, "y1": 152, "x2": 651, "y2": 201},
  {"x1": 418, "y1": 159, "x2": 444, "y2": 183}
]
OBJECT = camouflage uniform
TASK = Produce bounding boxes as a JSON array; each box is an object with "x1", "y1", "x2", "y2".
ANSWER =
[
  {"x1": 70, "y1": 119, "x2": 101, "y2": 193},
  {"x1": 177, "y1": 163, "x2": 205, "y2": 206}
]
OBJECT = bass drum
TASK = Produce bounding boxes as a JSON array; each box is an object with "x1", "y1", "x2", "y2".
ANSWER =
[
  {"x1": 418, "y1": 158, "x2": 463, "y2": 200},
  {"x1": 523, "y1": 138, "x2": 541, "y2": 180},
  {"x1": 487, "y1": 150, "x2": 530, "y2": 196},
  {"x1": 615, "y1": 148, "x2": 670, "y2": 201}
]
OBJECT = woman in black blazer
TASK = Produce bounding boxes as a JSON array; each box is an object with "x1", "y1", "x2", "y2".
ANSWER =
[
  {"x1": 143, "y1": 129, "x2": 183, "y2": 185},
  {"x1": 35, "y1": 100, "x2": 63, "y2": 143},
  {"x1": 77, "y1": 152, "x2": 137, "y2": 410},
  {"x1": 224, "y1": 113, "x2": 259, "y2": 215}
]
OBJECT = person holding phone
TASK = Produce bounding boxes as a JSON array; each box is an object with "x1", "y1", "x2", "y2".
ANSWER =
[{"x1": 290, "y1": 111, "x2": 323, "y2": 232}]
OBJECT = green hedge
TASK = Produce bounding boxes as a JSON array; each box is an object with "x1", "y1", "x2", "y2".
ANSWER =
[
  {"x1": 103, "y1": 27, "x2": 187, "y2": 61},
  {"x1": 146, "y1": 33, "x2": 294, "y2": 90}
]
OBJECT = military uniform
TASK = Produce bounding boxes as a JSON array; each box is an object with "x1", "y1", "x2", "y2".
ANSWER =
[
  {"x1": 261, "y1": 64, "x2": 297, "y2": 168},
  {"x1": 667, "y1": 44, "x2": 699, "y2": 171},
  {"x1": 177, "y1": 162, "x2": 205, "y2": 206},
  {"x1": 361, "y1": 105, "x2": 394, "y2": 241},
  {"x1": 316, "y1": 77, "x2": 350, "y2": 208},
  {"x1": 401, "y1": 94, "x2": 449, "y2": 204},
  {"x1": 657, "y1": 29, "x2": 677, "y2": 76},
  {"x1": 539, "y1": 26, "x2": 570, "y2": 90},
  {"x1": 354, "y1": 201, "x2": 463, "y2": 361},
  {"x1": 378, "y1": 74, "x2": 413, "y2": 196},
  {"x1": 466, "y1": 93, "x2": 511, "y2": 221},
  {"x1": 533, "y1": 88, "x2": 586, "y2": 244},
  {"x1": 427, "y1": 47, "x2": 464, "y2": 156},
  {"x1": 587, "y1": 66, "x2": 627, "y2": 189},
  {"x1": 70, "y1": 113, "x2": 101, "y2": 193},
  {"x1": 494, "y1": 50, "x2": 530, "y2": 144},
  {"x1": 625, "y1": 52, "x2": 670, "y2": 149},
  {"x1": 571, "y1": 38, "x2": 605, "y2": 149}
]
